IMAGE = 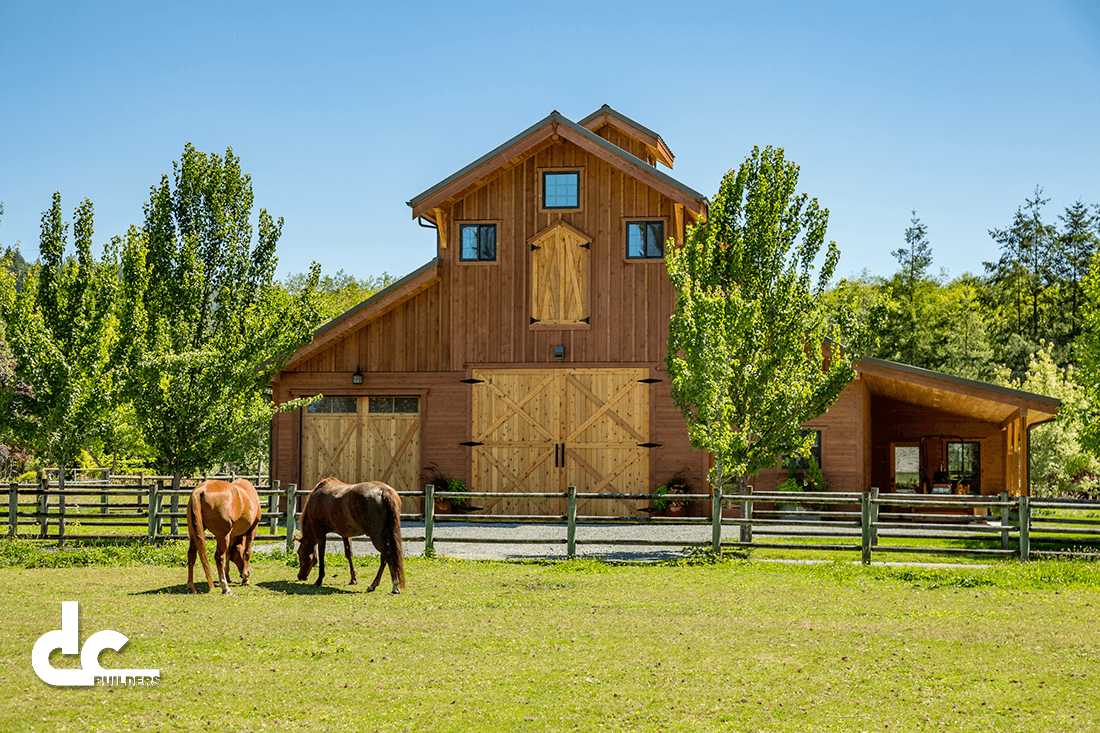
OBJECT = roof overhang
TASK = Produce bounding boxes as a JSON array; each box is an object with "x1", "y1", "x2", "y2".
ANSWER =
[
  {"x1": 281, "y1": 259, "x2": 441, "y2": 372},
  {"x1": 577, "y1": 104, "x2": 675, "y2": 168},
  {"x1": 857, "y1": 357, "x2": 1060, "y2": 426},
  {"x1": 407, "y1": 111, "x2": 706, "y2": 221}
]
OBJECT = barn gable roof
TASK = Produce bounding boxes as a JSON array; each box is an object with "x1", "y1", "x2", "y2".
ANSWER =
[
  {"x1": 282, "y1": 258, "x2": 441, "y2": 371},
  {"x1": 577, "y1": 104, "x2": 675, "y2": 168},
  {"x1": 407, "y1": 110, "x2": 706, "y2": 220}
]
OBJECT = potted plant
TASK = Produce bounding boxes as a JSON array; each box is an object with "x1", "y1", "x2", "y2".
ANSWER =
[
  {"x1": 420, "y1": 464, "x2": 468, "y2": 514},
  {"x1": 651, "y1": 471, "x2": 692, "y2": 517}
]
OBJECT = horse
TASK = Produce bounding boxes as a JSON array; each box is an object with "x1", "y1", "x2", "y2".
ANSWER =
[
  {"x1": 296, "y1": 478, "x2": 406, "y2": 594},
  {"x1": 186, "y1": 478, "x2": 261, "y2": 594}
]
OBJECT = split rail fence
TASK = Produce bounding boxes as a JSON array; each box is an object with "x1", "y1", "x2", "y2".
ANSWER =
[{"x1": 6, "y1": 476, "x2": 1100, "y2": 563}]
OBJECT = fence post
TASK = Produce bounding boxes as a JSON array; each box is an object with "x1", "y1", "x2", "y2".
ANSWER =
[
  {"x1": 1018, "y1": 495, "x2": 1030, "y2": 561},
  {"x1": 57, "y1": 468, "x2": 66, "y2": 548},
  {"x1": 861, "y1": 491, "x2": 872, "y2": 565},
  {"x1": 269, "y1": 480, "x2": 280, "y2": 536},
  {"x1": 711, "y1": 484, "x2": 722, "y2": 554},
  {"x1": 567, "y1": 485, "x2": 577, "y2": 558},
  {"x1": 170, "y1": 475, "x2": 180, "y2": 537},
  {"x1": 9, "y1": 482, "x2": 17, "y2": 538},
  {"x1": 1000, "y1": 490, "x2": 1010, "y2": 551},
  {"x1": 285, "y1": 483, "x2": 297, "y2": 553},
  {"x1": 147, "y1": 480, "x2": 160, "y2": 543},
  {"x1": 870, "y1": 487, "x2": 880, "y2": 548},
  {"x1": 424, "y1": 484, "x2": 435, "y2": 556},
  {"x1": 37, "y1": 471, "x2": 48, "y2": 539},
  {"x1": 739, "y1": 485, "x2": 753, "y2": 544},
  {"x1": 100, "y1": 469, "x2": 109, "y2": 514}
]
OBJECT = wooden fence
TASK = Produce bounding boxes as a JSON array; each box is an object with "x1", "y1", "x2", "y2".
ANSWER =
[{"x1": 6, "y1": 476, "x2": 1100, "y2": 563}]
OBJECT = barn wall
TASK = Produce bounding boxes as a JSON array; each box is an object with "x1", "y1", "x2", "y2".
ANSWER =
[
  {"x1": 441, "y1": 137, "x2": 680, "y2": 369},
  {"x1": 751, "y1": 381, "x2": 866, "y2": 494}
]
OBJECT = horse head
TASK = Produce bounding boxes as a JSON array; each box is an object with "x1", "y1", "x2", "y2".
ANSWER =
[{"x1": 296, "y1": 535, "x2": 316, "y2": 581}]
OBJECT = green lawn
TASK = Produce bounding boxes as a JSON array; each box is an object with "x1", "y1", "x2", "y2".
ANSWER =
[{"x1": 1, "y1": 548, "x2": 1099, "y2": 732}]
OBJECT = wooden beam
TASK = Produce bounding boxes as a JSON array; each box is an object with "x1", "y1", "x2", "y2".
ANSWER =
[
  {"x1": 1018, "y1": 409, "x2": 1029, "y2": 496},
  {"x1": 433, "y1": 208, "x2": 448, "y2": 249},
  {"x1": 999, "y1": 407, "x2": 1022, "y2": 431},
  {"x1": 674, "y1": 203, "x2": 684, "y2": 246}
]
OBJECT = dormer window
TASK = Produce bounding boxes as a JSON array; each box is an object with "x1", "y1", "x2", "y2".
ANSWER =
[{"x1": 542, "y1": 171, "x2": 580, "y2": 209}]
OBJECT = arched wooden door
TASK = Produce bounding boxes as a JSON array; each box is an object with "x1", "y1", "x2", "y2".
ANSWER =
[{"x1": 530, "y1": 221, "x2": 590, "y2": 327}]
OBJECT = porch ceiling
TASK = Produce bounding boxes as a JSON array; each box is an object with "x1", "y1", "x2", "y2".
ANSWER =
[{"x1": 857, "y1": 358, "x2": 1059, "y2": 426}]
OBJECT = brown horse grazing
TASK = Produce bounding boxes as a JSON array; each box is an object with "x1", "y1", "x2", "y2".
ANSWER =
[
  {"x1": 296, "y1": 478, "x2": 406, "y2": 594},
  {"x1": 186, "y1": 478, "x2": 261, "y2": 594}
]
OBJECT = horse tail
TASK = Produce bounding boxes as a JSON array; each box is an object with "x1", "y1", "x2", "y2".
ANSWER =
[
  {"x1": 187, "y1": 487, "x2": 215, "y2": 590},
  {"x1": 382, "y1": 485, "x2": 406, "y2": 589}
]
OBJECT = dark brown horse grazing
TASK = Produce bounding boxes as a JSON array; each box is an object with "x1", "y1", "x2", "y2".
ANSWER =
[
  {"x1": 186, "y1": 478, "x2": 261, "y2": 594},
  {"x1": 296, "y1": 478, "x2": 406, "y2": 594}
]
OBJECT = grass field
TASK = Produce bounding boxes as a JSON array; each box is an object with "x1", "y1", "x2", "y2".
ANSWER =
[{"x1": 1, "y1": 544, "x2": 1099, "y2": 732}]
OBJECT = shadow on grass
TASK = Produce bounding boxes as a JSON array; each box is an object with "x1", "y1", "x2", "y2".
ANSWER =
[{"x1": 257, "y1": 579, "x2": 357, "y2": 595}]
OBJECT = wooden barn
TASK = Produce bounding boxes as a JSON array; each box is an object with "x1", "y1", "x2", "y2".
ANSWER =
[
  {"x1": 269, "y1": 106, "x2": 1061, "y2": 513},
  {"x1": 270, "y1": 106, "x2": 711, "y2": 515}
]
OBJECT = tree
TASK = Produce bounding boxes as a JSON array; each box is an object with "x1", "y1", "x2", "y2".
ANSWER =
[
  {"x1": 1053, "y1": 201, "x2": 1099, "y2": 347},
  {"x1": 118, "y1": 144, "x2": 321, "y2": 477},
  {"x1": 1008, "y1": 345, "x2": 1100, "y2": 498},
  {"x1": 665, "y1": 146, "x2": 867, "y2": 497},
  {"x1": 0, "y1": 193, "x2": 118, "y2": 475},
  {"x1": 285, "y1": 268, "x2": 397, "y2": 322}
]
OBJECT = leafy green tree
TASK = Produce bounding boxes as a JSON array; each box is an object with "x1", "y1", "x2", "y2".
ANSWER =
[
  {"x1": 1053, "y1": 201, "x2": 1100, "y2": 347},
  {"x1": 285, "y1": 268, "x2": 397, "y2": 322},
  {"x1": 0, "y1": 193, "x2": 119, "y2": 475},
  {"x1": 1007, "y1": 345, "x2": 1100, "y2": 498},
  {"x1": 118, "y1": 144, "x2": 321, "y2": 477},
  {"x1": 666, "y1": 146, "x2": 868, "y2": 497}
]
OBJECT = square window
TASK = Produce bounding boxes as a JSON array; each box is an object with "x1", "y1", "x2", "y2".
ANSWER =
[
  {"x1": 460, "y1": 224, "x2": 496, "y2": 261},
  {"x1": 543, "y1": 172, "x2": 579, "y2": 209},
  {"x1": 626, "y1": 221, "x2": 665, "y2": 259}
]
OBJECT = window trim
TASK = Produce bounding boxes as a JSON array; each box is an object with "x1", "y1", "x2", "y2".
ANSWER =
[
  {"x1": 537, "y1": 167, "x2": 585, "y2": 214},
  {"x1": 457, "y1": 220, "x2": 500, "y2": 263},
  {"x1": 625, "y1": 219, "x2": 668, "y2": 260}
]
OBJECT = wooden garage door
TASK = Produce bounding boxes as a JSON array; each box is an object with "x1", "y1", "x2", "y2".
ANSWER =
[
  {"x1": 302, "y1": 396, "x2": 421, "y2": 512},
  {"x1": 470, "y1": 368, "x2": 648, "y2": 516}
]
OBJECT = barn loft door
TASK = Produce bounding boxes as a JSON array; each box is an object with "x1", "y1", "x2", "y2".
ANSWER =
[
  {"x1": 470, "y1": 368, "x2": 648, "y2": 516},
  {"x1": 301, "y1": 396, "x2": 421, "y2": 512},
  {"x1": 530, "y1": 221, "x2": 590, "y2": 327}
]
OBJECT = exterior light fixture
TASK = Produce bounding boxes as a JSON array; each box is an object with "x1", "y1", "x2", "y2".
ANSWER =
[
  {"x1": 553, "y1": 346, "x2": 564, "y2": 360},
  {"x1": 352, "y1": 366, "x2": 363, "y2": 385}
]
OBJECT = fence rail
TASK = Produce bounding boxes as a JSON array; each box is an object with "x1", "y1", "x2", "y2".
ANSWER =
[{"x1": 6, "y1": 475, "x2": 1100, "y2": 562}]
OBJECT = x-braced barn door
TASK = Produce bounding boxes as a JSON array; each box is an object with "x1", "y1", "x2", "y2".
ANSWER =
[
  {"x1": 469, "y1": 369, "x2": 648, "y2": 516},
  {"x1": 530, "y1": 221, "x2": 590, "y2": 327},
  {"x1": 301, "y1": 396, "x2": 421, "y2": 512}
]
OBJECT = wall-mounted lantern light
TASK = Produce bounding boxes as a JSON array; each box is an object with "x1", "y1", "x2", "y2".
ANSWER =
[
  {"x1": 352, "y1": 366, "x2": 363, "y2": 385},
  {"x1": 553, "y1": 345, "x2": 565, "y2": 360}
]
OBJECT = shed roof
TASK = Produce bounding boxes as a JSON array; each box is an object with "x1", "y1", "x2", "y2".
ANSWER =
[
  {"x1": 857, "y1": 357, "x2": 1060, "y2": 426},
  {"x1": 577, "y1": 104, "x2": 675, "y2": 167}
]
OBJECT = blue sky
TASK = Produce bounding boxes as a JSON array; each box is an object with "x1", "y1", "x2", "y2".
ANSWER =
[{"x1": 2, "y1": 0, "x2": 1098, "y2": 284}]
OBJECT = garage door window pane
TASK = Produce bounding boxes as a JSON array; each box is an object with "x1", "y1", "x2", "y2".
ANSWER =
[
  {"x1": 332, "y1": 397, "x2": 357, "y2": 413},
  {"x1": 369, "y1": 397, "x2": 394, "y2": 413},
  {"x1": 307, "y1": 396, "x2": 332, "y2": 413},
  {"x1": 394, "y1": 397, "x2": 419, "y2": 413}
]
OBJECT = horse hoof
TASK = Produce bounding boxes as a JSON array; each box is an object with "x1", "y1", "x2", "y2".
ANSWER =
[
  {"x1": 349, "y1": 580, "x2": 357, "y2": 586},
  {"x1": 188, "y1": 587, "x2": 196, "y2": 595},
  {"x1": 366, "y1": 585, "x2": 377, "y2": 593},
  {"x1": 390, "y1": 588, "x2": 400, "y2": 595}
]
